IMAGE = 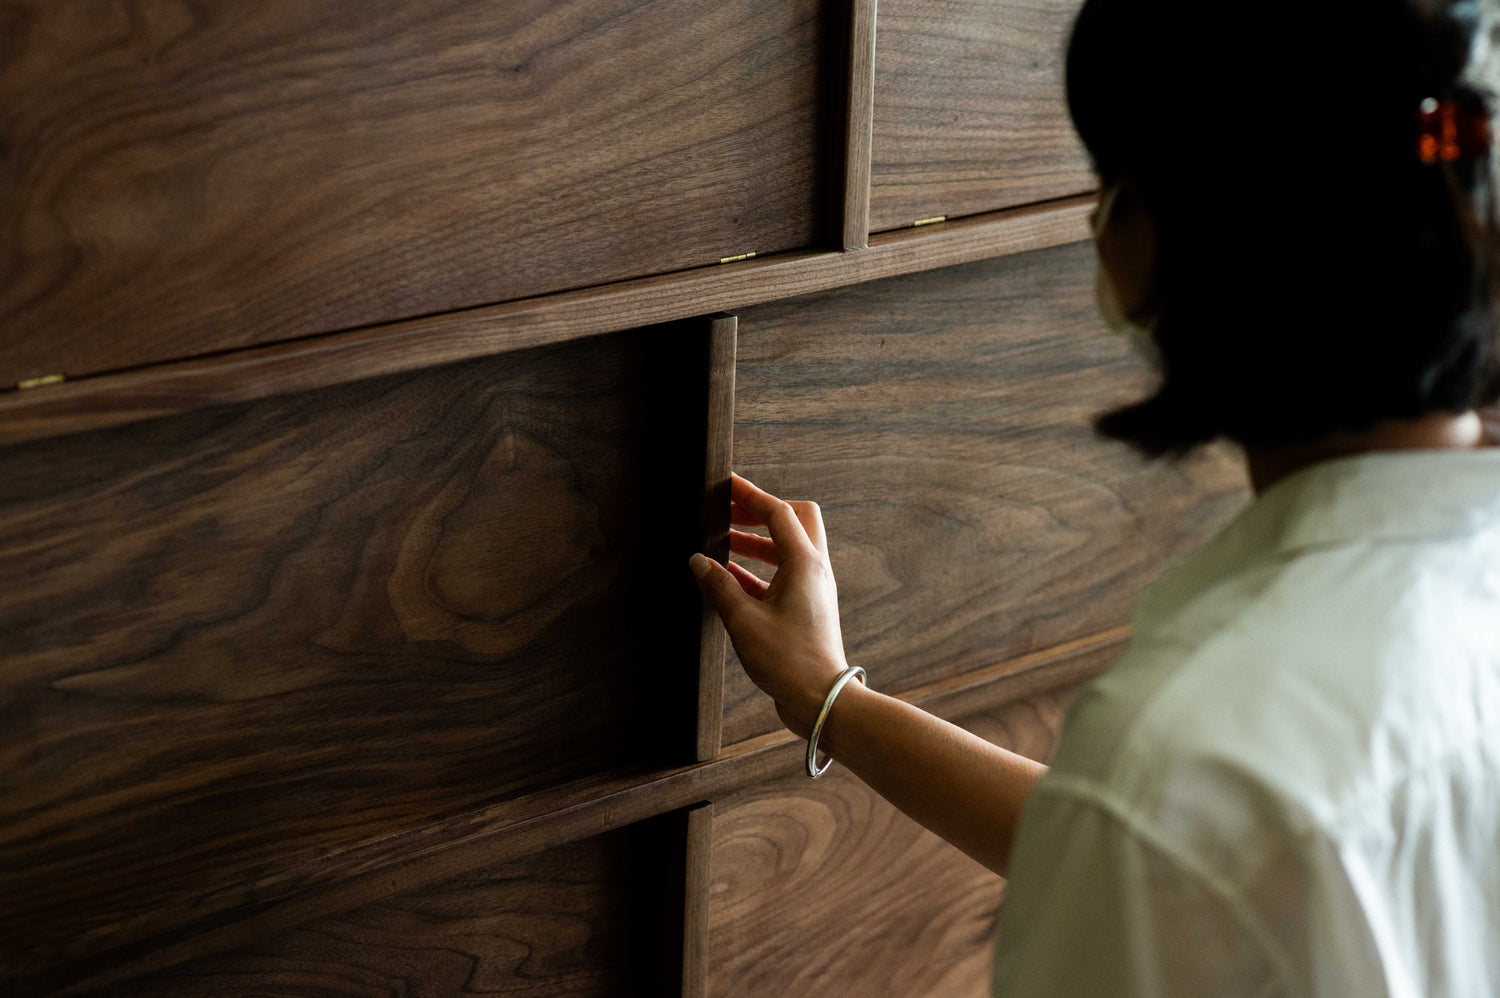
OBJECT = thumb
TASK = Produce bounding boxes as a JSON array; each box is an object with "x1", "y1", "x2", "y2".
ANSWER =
[{"x1": 688, "y1": 553, "x2": 747, "y2": 623}]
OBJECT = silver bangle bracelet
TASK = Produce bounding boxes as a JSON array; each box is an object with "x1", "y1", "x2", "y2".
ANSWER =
[{"x1": 806, "y1": 665, "x2": 867, "y2": 778}]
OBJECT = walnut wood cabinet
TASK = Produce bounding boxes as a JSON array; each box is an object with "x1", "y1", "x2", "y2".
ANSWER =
[{"x1": 0, "y1": 2, "x2": 1250, "y2": 995}]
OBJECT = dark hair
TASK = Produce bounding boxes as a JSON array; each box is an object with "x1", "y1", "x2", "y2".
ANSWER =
[{"x1": 1066, "y1": 0, "x2": 1500, "y2": 458}]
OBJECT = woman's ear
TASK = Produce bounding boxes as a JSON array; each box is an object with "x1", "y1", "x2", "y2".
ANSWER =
[{"x1": 1094, "y1": 179, "x2": 1159, "y2": 324}]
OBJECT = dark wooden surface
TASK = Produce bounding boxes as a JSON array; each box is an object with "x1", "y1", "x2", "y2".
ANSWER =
[
  {"x1": 707, "y1": 687, "x2": 1079, "y2": 997},
  {"x1": 8, "y1": 633, "x2": 1120, "y2": 998},
  {"x1": 869, "y1": 0, "x2": 1095, "y2": 232},
  {"x1": 0, "y1": 0, "x2": 827, "y2": 386},
  {"x1": 838, "y1": 0, "x2": 880, "y2": 248},
  {"x1": 697, "y1": 318, "x2": 738, "y2": 762},
  {"x1": 106, "y1": 811, "x2": 698, "y2": 998},
  {"x1": 722, "y1": 241, "x2": 1251, "y2": 745},
  {"x1": 0, "y1": 198, "x2": 1093, "y2": 449},
  {"x1": 0, "y1": 3, "x2": 1240, "y2": 994},
  {"x1": 0, "y1": 321, "x2": 715, "y2": 990},
  {"x1": 682, "y1": 803, "x2": 715, "y2": 998}
]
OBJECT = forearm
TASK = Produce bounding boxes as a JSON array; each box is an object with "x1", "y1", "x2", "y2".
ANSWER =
[{"x1": 801, "y1": 677, "x2": 1048, "y2": 878}]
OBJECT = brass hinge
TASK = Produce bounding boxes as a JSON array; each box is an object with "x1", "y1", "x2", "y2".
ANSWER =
[
  {"x1": 17, "y1": 373, "x2": 65, "y2": 390},
  {"x1": 912, "y1": 215, "x2": 947, "y2": 227},
  {"x1": 719, "y1": 251, "x2": 757, "y2": 264}
]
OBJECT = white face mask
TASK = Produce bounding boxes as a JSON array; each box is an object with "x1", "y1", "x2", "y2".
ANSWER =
[{"x1": 1092, "y1": 183, "x2": 1165, "y2": 373}]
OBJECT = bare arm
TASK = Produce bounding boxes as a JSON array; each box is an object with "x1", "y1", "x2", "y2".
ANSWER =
[
  {"x1": 689, "y1": 473, "x2": 1047, "y2": 879},
  {"x1": 794, "y1": 678, "x2": 1046, "y2": 877}
]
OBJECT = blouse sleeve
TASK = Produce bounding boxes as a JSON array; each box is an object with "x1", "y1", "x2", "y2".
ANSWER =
[{"x1": 990, "y1": 782, "x2": 1291, "y2": 998}]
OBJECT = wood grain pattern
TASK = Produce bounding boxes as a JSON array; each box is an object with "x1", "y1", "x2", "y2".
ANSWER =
[
  {"x1": 0, "y1": 321, "x2": 714, "y2": 992},
  {"x1": 0, "y1": 4, "x2": 1245, "y2": 996},
  {"x1": 697, "y1": 318, "x2": 737, "y2": 762},
  {"x1": 682, "y1": 803, "x2": 715, "y2": 998},
  {"x1": 24, "y1": 633, "x2": 1123, "y2": 998},
  {"x1": 722, "y1": 241, "x2": 1252, "y2": 745},
  {"x1": 838, "y1": 0, "x2": 880, "y2": 248},
  {"x1": 869, "y1": 0, "x2": 1095, "y2": 232},
  {"x1": 0, "y1": 198, "x2": 1093, "y2": 449},
  {"x1": 707, "y1": 688, "x2": 1078, "y2": 997},
  {"x1": 107, "y1": 813, "x2": 698, "y2": 998},
  {"x1": 0, "y1": 0, "x2": 827, "y2": 385}
]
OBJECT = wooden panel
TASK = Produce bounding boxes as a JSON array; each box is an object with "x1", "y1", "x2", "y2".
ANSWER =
[
  {"x1": 707, "y1": 687, "x2": 1077, "y2": 997},
  {"x1": 0, "y1": 320, "x2": 716, "y2": 991},
  {"x1": 15, "y1": 637, "x2": 1116, "y2": 998},
  {"x1": 697, "y1": 317, "x2": 737, "y2": 762},
  {"x1": 0, "y1": 198, "x2": 1093, "y2": 449},
  {"x1": 0, "y1": 0, "x2": 828, "y2": 386},
  {"x1": 108, "y1": 812, "x2": 698, "y2": 998},
  {"x1": 722, "y1": 241, "x2": 1250, "y2": 745},
  {"x1": 869, "y1": 0, "x2": 1094, "y2": 232},
  {"x1": 683, "y1": 803, "x2": 715, "y2": 998},
  {"x1": 836, "y1": 0, "x2": 879, "y2": 248}
]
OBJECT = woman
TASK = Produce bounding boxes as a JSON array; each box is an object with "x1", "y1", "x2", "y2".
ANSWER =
[{"x1": 689, "y1": 0, "x2": 1500, "y2": 993}]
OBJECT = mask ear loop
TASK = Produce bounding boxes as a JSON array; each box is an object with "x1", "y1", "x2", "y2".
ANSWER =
[
  {"x1": 1091, "y1": 180, "x2": 1153, "y2": 324},
  {"x1": 1091, "y1": 180, "x2": 1166, "y2": 373},
  {"x1": 1090, "y1": 182, "x2": 1123, "y2": 238}
]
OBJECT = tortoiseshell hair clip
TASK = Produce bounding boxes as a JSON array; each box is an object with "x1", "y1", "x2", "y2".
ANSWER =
[{"x1": 1417, "y1": 96, "x2": 1492, "y2": 164}]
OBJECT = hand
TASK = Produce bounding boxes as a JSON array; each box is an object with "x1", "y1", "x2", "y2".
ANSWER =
[{"x1": 688, "y1": 473, "x2": 850, "y2": 740}]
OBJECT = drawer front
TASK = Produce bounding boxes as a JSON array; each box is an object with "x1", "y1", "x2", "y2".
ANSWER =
[
  {"x1": 0, "y1": 0, "x2": 829, "y2": 384},
  {"x1": 0, "y1": 321, "x2": 711, "y2": 984},
  {"x1": 723, "y1": 241, "x2": 1250, "y2": 745},
  {"x1": 105, "y1": 812, "x2": 698, "y2": 998},
  {"x1": 869, "y1": 0, "x2": 1094, "y2": 232}
]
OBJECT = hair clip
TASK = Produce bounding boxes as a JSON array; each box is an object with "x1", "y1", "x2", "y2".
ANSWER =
[{"x1": 1417, "y1": 96, "x2": 1492, "y2": 164}]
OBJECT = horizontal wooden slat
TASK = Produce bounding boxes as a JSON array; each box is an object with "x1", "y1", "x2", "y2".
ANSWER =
[
  {"x1": 869, "y1": 0, "x2": 1095, "y2": 231},
  {"x1": 0, "y1": 322, "x2": 713, "y2": 991},
  {"x1": 0, "y1": 0, "x2": 828, "y2": 385},
  {"x1": 722, "y1": 241, "x2": 1251, "y2": 745},
  {"x1": 0, "y1": 198, "x2": 1093, "y2": 448},
  {"x1": 707, "y1": 686, "x2": 1081, "y2": 997},
  {"x1": 111, "y1": 813, "x2": 699, "y2": 998},
  {"x1": 28, "y1": 632, "x2": 1123, "y2": 998}
]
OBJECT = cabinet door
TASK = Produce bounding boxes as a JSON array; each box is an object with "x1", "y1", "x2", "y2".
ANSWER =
[
  {"x1": 723, "y1": 241, "x2": 1250, "y2": 745},
  {"x1": 869, "y1": 0, "x2": 1094, "y2": 232},
  {"x1": 0, "y1": 319, "x2": 715, "y2": 992},
  {"x1": 0, "y1": 0, "x2": 829, "y2": 384}
]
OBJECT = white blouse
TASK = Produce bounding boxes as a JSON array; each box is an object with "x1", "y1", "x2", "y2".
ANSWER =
[{"x1": 991, "y1": 446, "x2": 1500, "y2": 996}]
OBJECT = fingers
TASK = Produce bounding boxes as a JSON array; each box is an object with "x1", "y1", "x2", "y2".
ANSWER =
[
  {"x1": 724, "y1": 558, "x2": 771, "y2": 599},
  {"x1": 731, "y1": 501, "x2": 826, "y2": 560},
  {"x1": 729, "y1": 473, "x2": 818, "y2": 561},
  {"x1": 787, "y1": 499, "x2": 827, "y2": 556},
  {"x1": 730, "y1": 501, "x2": 764, "y2": 527},
  {"x1": 688, "y1": 554, "x2": 750, "y2": 623},
  {"x1": 729, "y1": 527, "x2": 779, "y2": 566}
]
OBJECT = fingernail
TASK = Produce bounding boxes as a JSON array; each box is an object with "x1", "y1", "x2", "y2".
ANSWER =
[{"x1": 688, "y1": 553, "x2": 712, "y2": 579}]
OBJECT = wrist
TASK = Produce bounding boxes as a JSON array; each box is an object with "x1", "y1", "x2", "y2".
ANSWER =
[
  {"x1": 779, "y1": 689, "x2": 820, "y2": 742},
  {"x1": 782, "y1": 664, "x2": 870, "y2": 745},
  {"x1": 781, "y1": 667, "x2": 842, "y2": 740},
  {"x1": 814, "y1": 671, "x2": 873, "y2": 759}
]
